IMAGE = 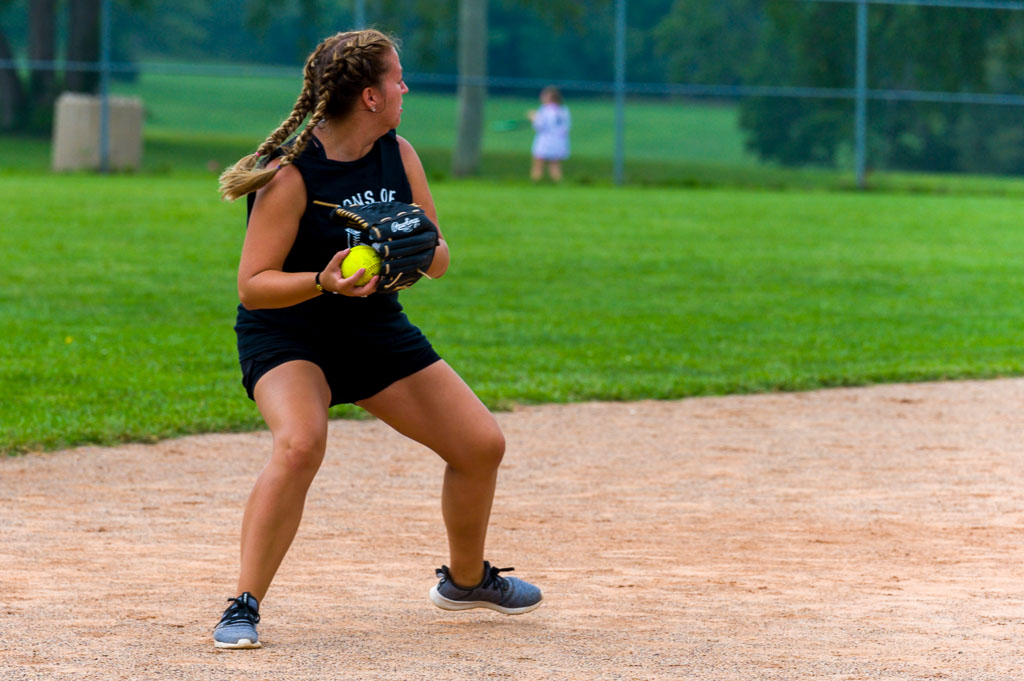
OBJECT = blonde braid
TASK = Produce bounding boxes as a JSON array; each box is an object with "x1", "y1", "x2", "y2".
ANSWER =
[
  {"x1": 277, "y1": 45, "x2": 353, "y2": 170},
  {"x1": 218, "y1": 40, "x2": 335, "y2": 201},
  {"x1": 255, "y1": 38, "x2": 332, "y2": 155}
]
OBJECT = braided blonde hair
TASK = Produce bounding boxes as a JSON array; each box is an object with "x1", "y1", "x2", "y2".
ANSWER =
[{"x1": 219, "y1": 29, "x2": 398, "y2": 201}]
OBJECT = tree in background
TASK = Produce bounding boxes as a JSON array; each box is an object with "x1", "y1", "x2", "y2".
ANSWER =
[
  {"x1": 65, "y1": 0, "x2": 101, "y2": 94},
  {"x1": 0, "y1": 0, "x2": 146, "y2": 134},
  {"x1": 870, "y1": 5, "x2": 1024, "y2": 174},
  {"x1": 954, "y1": 18, "x2": 1024, "y2": 174},
  {"x1": 738, "y1": 2, "x2": 1024, "y2": 173},
  {"x1": 451, "y1": 0, "x2": 486, "y2": 176},
  {"x1": 245, "y1": 0, "x2": 340, "y2": 60},
  {"x1": 736, "y1": 2, "x2": 854, "y2": 167},
  {"x1": 27, "y1": 0, "x2": 56, "y2": 130},
  {"x1": 0, "y1": 0, "x2": 23, "y2": 129},
  {"x1": 653, "y1": 0, "x2": 766, "y2": 87},
  {"x1": 375, "y1": 0, "x2": 457, "y2": 74}
]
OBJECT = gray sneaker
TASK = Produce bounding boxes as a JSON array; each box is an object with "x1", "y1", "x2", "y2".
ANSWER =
[
  {"x1": 429, "y1": 561, "x2": 543, "y2": 615},
  {"x1": 213, "y1": 592, "x2": 261, "y2": 649}
]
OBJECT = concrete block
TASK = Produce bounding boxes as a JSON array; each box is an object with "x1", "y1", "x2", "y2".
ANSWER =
[{"x1": 51, "y1": 92, "x2": 144, "y2": 171}]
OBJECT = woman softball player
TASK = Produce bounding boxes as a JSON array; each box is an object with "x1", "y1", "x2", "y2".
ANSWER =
[{"x1": 213, "y1": 29, "x2": 542, "y2": 649}]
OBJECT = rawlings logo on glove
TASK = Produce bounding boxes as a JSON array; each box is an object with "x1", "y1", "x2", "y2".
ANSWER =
[{"x1": 391, "y1": 217, "x2": 421, "y2": 233}]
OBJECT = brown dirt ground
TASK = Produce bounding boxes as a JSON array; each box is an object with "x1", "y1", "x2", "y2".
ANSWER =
[{"x1": 3, "y1": 379, "x2": 1024, "y2": 680}]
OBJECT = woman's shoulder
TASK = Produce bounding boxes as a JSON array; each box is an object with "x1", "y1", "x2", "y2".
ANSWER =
[
  {"x1": 396, "y1": 133, "x2": 428, "y2": 184},
  {"x1": 393, "y1": 131, "x2": 414, "y2": 151},
  {"x1": 394, "y1": 133, "x2": 423, "y2": 161},
  {"x1": 244, "y1": 160, "x2": 306, "y2": 221},
  {"x1": 256, "y1": 161, "x2": 306, "y2": 206}
]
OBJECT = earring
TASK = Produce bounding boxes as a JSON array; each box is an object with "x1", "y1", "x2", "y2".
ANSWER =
[{"x1": 371, "y1": 106, "x2": 377, "y2": 113}]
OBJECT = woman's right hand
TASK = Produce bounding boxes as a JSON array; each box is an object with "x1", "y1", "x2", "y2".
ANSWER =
[{"x1": 318, "y1": 249, "x2": 379, "y2": 297}]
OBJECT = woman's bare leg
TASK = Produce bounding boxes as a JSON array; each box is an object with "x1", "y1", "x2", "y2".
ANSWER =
[
  {"x1": 357, "y1": 360, "x2": 505, "y2": 588},
  {"x1": 236, "y1": 360, "x2": 331, "y2": 601}
]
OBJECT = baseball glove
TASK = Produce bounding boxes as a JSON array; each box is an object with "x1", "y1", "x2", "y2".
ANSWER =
[{"x1": 314, "y1": 200, "x2": 439, "y2": 293}]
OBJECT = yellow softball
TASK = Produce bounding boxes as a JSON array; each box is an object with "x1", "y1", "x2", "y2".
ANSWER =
[{"x1": 340, "y1": 245, "x2": 382, "y2": 286}]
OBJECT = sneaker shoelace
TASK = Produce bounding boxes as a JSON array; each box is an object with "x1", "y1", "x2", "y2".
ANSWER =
[
  {"x1": 480, "y1": 565, "x2": 515, "y2": 593},
  {"x1": 437, "y1": 563, "x2": 515, "y2": 593},
  {"x1": 219, "y1": 596, "x2": 260, "y2": 627}
]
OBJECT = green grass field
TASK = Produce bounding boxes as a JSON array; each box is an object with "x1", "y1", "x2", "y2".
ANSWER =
[{"x1": 2, "y1": 170, "x2": 1023, "y2": 454}]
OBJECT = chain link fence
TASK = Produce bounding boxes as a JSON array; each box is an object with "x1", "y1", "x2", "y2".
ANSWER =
[{"x1": 2, "y1": 0, "x2": 1023, "y2": 187}]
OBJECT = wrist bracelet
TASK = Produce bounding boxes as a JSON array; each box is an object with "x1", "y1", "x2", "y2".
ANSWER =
[{"x1": 315, "y1": 271, "x2": 337, "y2": 295}]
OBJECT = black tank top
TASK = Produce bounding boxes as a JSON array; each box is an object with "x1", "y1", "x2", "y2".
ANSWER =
[{"x1": 234, "y1": 130, "x2": 420, "y2": 361}]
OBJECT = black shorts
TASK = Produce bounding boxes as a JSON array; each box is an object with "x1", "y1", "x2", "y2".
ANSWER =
[{"x1": 240, "y1": 342, "x2": 441, "y2": 407}]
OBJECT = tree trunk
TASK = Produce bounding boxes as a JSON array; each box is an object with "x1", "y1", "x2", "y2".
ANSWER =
[
  {"x1": 65, "y1": 0, "x2": 101, "y2": 93},
  {"x1": 0, "y1": 29, "x2": 24, "y2": 130},
  {"x1": 451, "y1": 0, "x2": 487, "y2": 177},
  {"x1": 28, "y1": 0, "x2": 58, "y2": 132}
]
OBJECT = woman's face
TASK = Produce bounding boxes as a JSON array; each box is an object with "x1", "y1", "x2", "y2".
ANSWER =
[{"x1": 376, "y1": 48, "x2": 408, "y2": 129}]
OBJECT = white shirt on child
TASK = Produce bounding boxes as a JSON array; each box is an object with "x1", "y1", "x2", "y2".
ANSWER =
[{"x1": 531, "y1": 103, "x2": 571, "y2": 161}]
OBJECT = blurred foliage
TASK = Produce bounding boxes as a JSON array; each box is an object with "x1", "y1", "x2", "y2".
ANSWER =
[
  {"x1": 738, "y1": 2, "x2": 1024, "y2": 173},
  {"x1": 5, "y1": 1, "x2": 1024, "y2": 174},
  {"x1": 654, "y1": 0, "x2": 766, "y2": 86}
]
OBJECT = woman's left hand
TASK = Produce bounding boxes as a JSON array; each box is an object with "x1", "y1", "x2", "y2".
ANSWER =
[{"x1": 319, "y1": 249, "x2": 379, "y2": 297}]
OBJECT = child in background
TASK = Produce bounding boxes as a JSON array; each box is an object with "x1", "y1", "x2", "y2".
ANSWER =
[{"x1": 528, "y1": 86, "x2": 570, "y2": 182}]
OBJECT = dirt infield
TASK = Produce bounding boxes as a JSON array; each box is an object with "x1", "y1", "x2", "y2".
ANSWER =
[{"x1": 2, "y1": 379, "x2": 1024, "y2": 680}]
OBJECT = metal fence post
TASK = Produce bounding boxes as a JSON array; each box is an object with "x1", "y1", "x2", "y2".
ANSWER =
[
  {"x1": 613, "y1": 0, "x2": 626, "y2": 186},
  {"x1": 99, "y1": 0, "x2": 112, "y2": 173},
  {"x1": 854, "y1": 0, "x2": 868, "y2": 189}
]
